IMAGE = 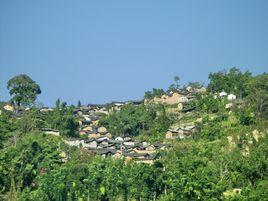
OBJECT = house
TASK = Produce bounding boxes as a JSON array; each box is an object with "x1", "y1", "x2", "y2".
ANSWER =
[
  {"x1": 79, "y1": 130, "x2": 86, "y2": 135},
  {"x1": 40, "y1": 107, "x2": 54, "y2": 112},
  {"x1": 82, "y1": 115, "x2": 91, "y2": 123},
  {"x1": 3, "y1": 104, "x2": 14, "y2": 112},
  {"x1": 98, "y1": 143, "x2": 116, "y2": 149},
  {"x1": 64, "y1": 140, "x2": 84, "y2": 147},
  {"x1": 145, "y1": 145, "x2": 155, "y2": 151},
  {"x1": 108, "y1": 139, "x2": 123, "y2": 145},
  {"x1": 123, "y1": 136, "x2": 132, "y2": 141},
  {"x1": 227, "y1": 94, "x2": 236, "y2": 100},
  {"x1": 161, "y1": 92, "x2": 189, "y2": 104},
  {"x1": 82, "y1": 126, "x2": 93, "y2": 132},
  {"x1": 98, "y1": 149, "x2": 117, "y2": 157},
  {"x1": 123, "y1": 141, "x2": 134, "y2": 146},
  {"x1": 165, "y1": 131, "x2": 174, "y2": 139},
  {"x1": 112, "y1": 102, "x2": 125, "y2": 107},
  {"x1": 166, "y1": 129, "x2": 187, "y2": 139},
  {"x1": 186, "y1": 86, "x2": 206, "y2": 94},
  {"x1": 84, "y1": 139, "x2": 98, "y2": 148},
  {"x1": 112, "y1": 151, "x2": 123, "y2": 159},
  {"x1": 97, "y1": 126, "x2": 107, "y2": 134},
  {"x1": 225, "y1": 103, "x2": 233, "y2": 110},
  {"x1": 219, "y1": 91, "x2": 227, "y2": 97},
  {"x1": 133, "y1": 148, "x2": 156, "y2": 154},
  {"x1": 96, "y1": 137, "x2": 110, "y2": 144},
  {"x1": 115, "y1": 136, "x2": 124, "y2": 141},
  {"x1": 179, "y1": 125, "x2": 196, "y2": 138},
  {"x1": 124, "y1": 153, "x2": 156, "y2": 164},
  {"x1": 165, "y1": 125, "x2": 196, "y2": 139},
  {"x1": 153, "y1": 143, "x2": 167, "y2": 150},
  {"x1": 95, "y1": 108, "x2": 109, "y2": 115},
  {"x1": 42, "y1": 128, "x2": 60, "y2": 136},
  {"x1": 88, "y1": 133, "x2": 101, "y2": 139},
  {"x1": 178, "y1": 96, "x2": 189, "y2": 103}
]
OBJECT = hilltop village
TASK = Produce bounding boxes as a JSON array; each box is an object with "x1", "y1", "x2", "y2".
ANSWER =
[{"x1": 2, "y1": 86, "x2": 239, "y2": 163}]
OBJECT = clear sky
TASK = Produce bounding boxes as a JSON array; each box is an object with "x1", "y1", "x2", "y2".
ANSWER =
[{"x1": 0, "y1": 0, "x2": 267, "y2": 106}]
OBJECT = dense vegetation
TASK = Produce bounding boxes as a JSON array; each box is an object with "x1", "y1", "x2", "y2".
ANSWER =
[
  {"x1": 99, "y1": 104, "x2": 171, "y2": 141},
  {"x1": 0, "y1": 69, "x2": 267, "y2": 200}
]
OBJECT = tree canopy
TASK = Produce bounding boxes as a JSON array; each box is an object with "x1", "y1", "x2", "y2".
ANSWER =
[
  {"x1": 207, "y1": 67, "x2": 252, "y2": 98},
  {"x1": 7, "y1": 74, "x2": 41, "y2": 107}
]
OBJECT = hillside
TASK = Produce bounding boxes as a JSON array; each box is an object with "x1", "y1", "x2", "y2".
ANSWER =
[{"x1": 0, "y1": 68, "x2": 267, "y2": 200}]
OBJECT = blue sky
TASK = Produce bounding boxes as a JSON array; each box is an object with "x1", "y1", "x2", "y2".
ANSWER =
[{"x1": 0, "y1": 0, "x2": 267, "y2": 106}]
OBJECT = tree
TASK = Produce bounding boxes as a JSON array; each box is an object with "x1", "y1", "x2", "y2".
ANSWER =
[
  {"x1": 186, "y1": 81, "x2": 203, "y2": 89},
  {"x1": 43, "y1": 103, "x2": 79, "y2": 137},
  {"x1": 99, "y1": 104, "x2": 171, "y2": 138},
  {"x1": 55, "y1": 98, "x2": 61, "y2": 109},
  {"x1": 174, "y1": 76, "x2": 180, "y2": 90},
  {"x1": 77, "y1": 100, "x2": 81, "y2": 107},
  {"x1": 167, "y1": 76, "x2": 180, "y2": 92},
  {"x1": 207, "y1": 67, "x2": 252, "y2": 98},
  {"x1": 246, "y1": 73, "x2": 268, "y2": 118},
  {"x1": 144, "y1": 88, "x2": 165, "y2": 100},
  {"x1": 7, "y1": 74, "x2": 41, "y2": 107},
  {"x1": 144, "y1": 91, "x2": 153, "y2": 99}
]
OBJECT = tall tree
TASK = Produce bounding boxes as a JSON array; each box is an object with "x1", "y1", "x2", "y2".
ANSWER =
[
  {"x1": 7, "y1": 74, "x2": 41, "y2": 107},
  {"x1": 174, "y1": 76, "x2": 180, "y2": 90},
  {"x1": 167, "y1": 76, "x2": 180, "y2": 92},
  {"x1": 77, "y1": 100, "x2": 81, "y2": 107},
  {"x1": 55, "y1": 98, "x2": 61, "y2": 109}
]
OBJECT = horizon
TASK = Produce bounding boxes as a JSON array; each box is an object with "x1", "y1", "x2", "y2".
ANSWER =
[{"x1": 1, "y1": 1, "x2": 268, "y2": 106}]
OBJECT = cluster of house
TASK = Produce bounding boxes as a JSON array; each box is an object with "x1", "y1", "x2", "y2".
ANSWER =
[
  {"x1": 165, "y1": 124, "x2": 196, "y2": 140},
  {"x1": 214, "y1": 91, "x2": 238, "y2": 110},
  {"x1": 32, "y1": 103, "x2": 166, "y2": 163},
  {"x1": 70, "y1": 105, "x2": 167, "y2": 163},
  {"x1": 145, "y1": 87, "x2": 206, "y2": 112},
  {"x1": 145, "y1": 90, "x2": 193, "y2": 106},
  {"x1": 64, "y1": 136, "x2": 167, "y2": 164},
  {"x1": 215, "y1": 91, "x2": 237, "y2": 100},
  {"x1": 74, "y1": 105, "x2": 115, "y2": 139}
]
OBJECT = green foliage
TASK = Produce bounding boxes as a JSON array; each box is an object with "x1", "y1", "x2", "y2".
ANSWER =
[
  {"x1": 207, "y1": 67, "x2": 252, "y2": 98},
  {"x1": 7, "y1": 74, "x2": 41, "y2": 107},
  {"x1": 1, "y1": 130, "x2": 267, "y2": 200},
  {"x1": 55, "y1": 98, "x2": 61, "y2": 109},
  {"x1": 195, "y1": 94, "x2": 226, "y2": 113},
  {"x1": 246, "y1": 73, "x2": 268, "y2": 118},
  {"x1": 186, "y1": 81, "x2": 203, "y2": 89},
  {"x1": 0, "y1": 67, "x2": 268, "y2": 200},
  {"x1": 144, "y1": 88, "x2": 165, "y2": 99},
  {"x1": 43, "y1": 104, "x2": 79, "y2": 138},
  {"x1": 167, "y1": 75, "x2": 181, "y2": 93},
  {"x1": 199, "y1": 120, "x2": 226, "y2": 141},
  {"x1": 237, "y1": 109, "x2": 255, "y2": 126},
  {"x1": 0, "y1": 110, "x2": 17, "y2": 148},
  {"x1": 77, "y1": 100, "x2": 81, "y2": 107},
  {"x1": 17, "y1": 108, "x2": 44, "y2": 134},
  {"x1": 0, "y1": 133, "x2": 62, "y2": 198},
  {"x1": 99, "y1": 103, "x2": 171, "y2": 138}
]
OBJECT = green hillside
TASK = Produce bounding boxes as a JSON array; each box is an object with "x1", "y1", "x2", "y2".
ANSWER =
[{"x1": 0, "y1": 68, "x2": 267, "y2": 200}]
